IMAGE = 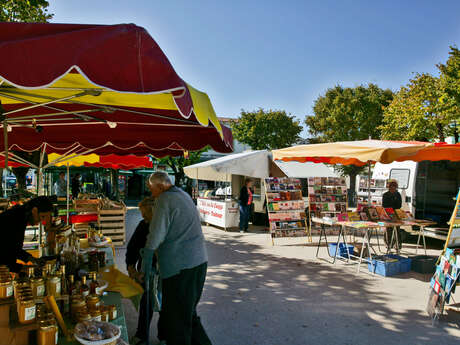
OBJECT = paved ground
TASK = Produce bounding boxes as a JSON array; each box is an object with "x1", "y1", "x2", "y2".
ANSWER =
[{"x1": 115, "y1": 208, "x2": 460, "y2": 344}]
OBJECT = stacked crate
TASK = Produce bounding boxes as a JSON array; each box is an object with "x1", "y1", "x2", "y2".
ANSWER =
[{"x1": 98, "y1": 202, "x2": 127, "y2": 246}]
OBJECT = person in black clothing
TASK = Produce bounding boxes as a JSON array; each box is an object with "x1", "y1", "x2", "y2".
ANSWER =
[
  {"x1": 0, "y1": 196, "x2": 53, "y2": 272},
  {"x1": 126, "y1": 197, "x2": 164, "y2": 345},
  {"x1": 238, "y1": 178, "x2": 254, "y2": 233},
  {"x1": 71, "y1": 173, "x2": 81, "y2": 199},
  {"x1": 382, "y1": 179, "x2": 403, "y2": 249}
]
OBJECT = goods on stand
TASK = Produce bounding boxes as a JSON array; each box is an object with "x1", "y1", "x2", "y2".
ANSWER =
[
  {"x1": 74, "y1": 321, "x2": 120, "y2": 344},
  {"x1": 265, "y1": 177, "x2": 307, "y2": 244}
]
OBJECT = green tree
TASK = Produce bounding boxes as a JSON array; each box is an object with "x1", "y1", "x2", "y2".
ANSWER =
[
  {"x1": 232, "y1": 108, "x2": 303, "y2": 150},
  {"x1": 306, "y1": 84, "x2": 394, "y2": 204},
  {"x1": 0, "y1": 0, "x2": 53, "y2": 22},
  {"x1": 155, "y1": 148, "x2": 208, "y2": 196},
  {"x1": 380, "y1": 73, "x2": 458, "y2": 142}
]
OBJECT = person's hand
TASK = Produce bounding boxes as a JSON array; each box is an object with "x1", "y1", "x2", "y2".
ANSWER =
[{"x1": 127, "y1": 265, "x2": 137, "y2": 279}]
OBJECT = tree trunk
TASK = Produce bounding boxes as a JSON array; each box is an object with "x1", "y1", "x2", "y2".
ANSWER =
[
  {"x1": 436, "y1": 122, "x2": 445, "y2": 142},
  {"x1": 348, "y1": 171, "x2": 358, "y2": 207}
]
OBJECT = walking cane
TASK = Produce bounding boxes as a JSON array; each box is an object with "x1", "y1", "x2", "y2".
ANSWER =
[{"x1": 141, "y1": 248, "x2": 155, "y2": 345}]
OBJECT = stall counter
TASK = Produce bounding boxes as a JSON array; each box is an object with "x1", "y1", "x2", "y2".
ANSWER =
[{"x1": 197, "y1": 198, "x2": 239, "y2": 230}]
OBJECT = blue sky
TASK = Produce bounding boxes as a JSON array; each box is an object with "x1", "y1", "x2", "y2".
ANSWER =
[{"x1": 48, "y1": 1, "x2": 460, "y2": 137}]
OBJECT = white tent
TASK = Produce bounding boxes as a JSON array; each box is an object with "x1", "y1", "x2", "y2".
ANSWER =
[
  {"x1": 184, "y1": 150, "x2": 270, "y2": 181},
  {"x1": 274, "y1": 161, "x2": 339, "y2": 178}
]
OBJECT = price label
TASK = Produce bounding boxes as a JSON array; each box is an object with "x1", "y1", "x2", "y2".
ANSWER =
[
  {"x1": 56, "y1": 282, "x2": 61, "y2": 295},
  {"x1": 37, "y1": 285, "x2": 45, "y2": 297},
  {"x1": 25, "y1": 306, "x2": 36, "y2": 321},
  {"x1": 6, "y1": 286, "x2": 12, "y2": 297}
]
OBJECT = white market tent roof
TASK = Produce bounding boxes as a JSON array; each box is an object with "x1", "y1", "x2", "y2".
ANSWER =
[
  {"x1": 274, "y1": 161, "x2": 339, "y2": 178},
  {"x1": 184, "y1": 150, "x2": 340, "y2": 182},
  {"x1": 184, "y1": 150, "x2": 270, "y2": 182}
]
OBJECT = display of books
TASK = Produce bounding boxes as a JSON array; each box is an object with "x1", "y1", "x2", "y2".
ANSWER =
[
  {"x1": 265, "y1": 177, "x2": 307, "y2": 240},
  {"x1": 307, "y1": 176, "x2": 348, "y2": 223},
  {"x1": 384, "y1": 208, "x2": 399, "y2": 221},
  {"x1": 347, "y1": 212, "x2": 361, "y2": 221},
  {"x1": 395, "y1": 209, "x2": 407, "y2": 220},
  {"x1": 376, "y1": 206, "x2": 391, "y2": 220},
  {"x1": 366, "y1": 207, "x2": 379, "y2": 221}
]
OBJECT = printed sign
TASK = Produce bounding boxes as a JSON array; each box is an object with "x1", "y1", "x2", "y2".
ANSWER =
[{"x1": 197, "y1": 199, "x2": 239, "y2": 228}]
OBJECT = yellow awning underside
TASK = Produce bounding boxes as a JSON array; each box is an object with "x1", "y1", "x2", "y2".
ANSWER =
[{"x1": 0, "y1": 72, "x2": 223, "y2": 136}]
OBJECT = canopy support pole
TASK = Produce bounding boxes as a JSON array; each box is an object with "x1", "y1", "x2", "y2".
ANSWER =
[
  {"x1": 368, "y1": 162, "x2": 371, "y2": 206},
  {"x1": 66, "y1": 163, "x2": 70, "y2": 225}
]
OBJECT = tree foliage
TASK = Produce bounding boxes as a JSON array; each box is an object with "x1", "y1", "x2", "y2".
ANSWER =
[
  {"x1": 306, "y1": 84, "x2": 393, "y2": 205},
  {"x1": 380, "y1": 73, "x2": 458, "y2": 142},
  {"x1": 0, "y1": 0, "x2": 53, "y2": 22},
  {"x1": 232, "y1": 109, "x2": 303, "y2": 150},
  {"x1": 438, "y1": 46, "x2": 460, "y2": 108},
  {"x1": 155, "y1": 148, "x2": 208, "y2": 195},
  {"x1": 306, "y1": 84, "x2": 393, "y2": 142}
]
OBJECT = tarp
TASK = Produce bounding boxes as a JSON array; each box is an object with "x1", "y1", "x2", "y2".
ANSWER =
[
  {"x1": 47, "y1": 153, "x2": 152, "y2": 170},
  {"x1": 274, "y1": 161, "x2": 339, "y2": 178},
  {"x1": 272, "y1": 140, "x2": 434, "y2": 166},
  {"x1": 0, "y1": 22, "x2": 233, "y2": 159},
  {"x1": 184, "y1": 150, "x2": 270, "y2": 181}
]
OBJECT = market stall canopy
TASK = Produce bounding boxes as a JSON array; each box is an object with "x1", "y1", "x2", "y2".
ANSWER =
[
  {"x1": 184, "y1": 150, "x2": 270, "y2": 181},
  {"x1": 272, "y1": 140, "x2": 435, "y2": 166},
  {"x1": 273, "y1": 161, "x2": 339, "y2": 178},
  {"x1": 0, "y1": 22, "x2": 233, "y2": 160},
  {"x1": 47, "y1": 153, "x2": 153, "y2": 170}
]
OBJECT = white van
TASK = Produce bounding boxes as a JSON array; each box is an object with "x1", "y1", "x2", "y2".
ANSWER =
[{"x1": 362, "y1": 160, "x2": 460, "y2": 229}]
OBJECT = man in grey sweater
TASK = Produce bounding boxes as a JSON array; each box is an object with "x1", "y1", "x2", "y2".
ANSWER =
[{"x1": 143, "y1": 172, "x2": 212, "y2": 345}]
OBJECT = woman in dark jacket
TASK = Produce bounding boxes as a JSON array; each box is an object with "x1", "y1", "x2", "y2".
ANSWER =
[
  {"x1": 239, "y1": 178, "x2": 254, "y2": 233},
  {"x1": 126, "y1": 197, "x2": 164, "y2": 345}
]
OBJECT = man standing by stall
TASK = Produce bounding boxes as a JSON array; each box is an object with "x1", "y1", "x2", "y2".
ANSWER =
[
  {"x1": 144, "y1": 172, "x2": 212, "y2": 345},
  {"x1": 382, "y1": 179, "x2": 403, "y2": 249},
  {"x1": 54, "y1": 172, "x2": 67, "y2": 197},
  {"x1": 0, "y1": 196, "x2": 53, "y2": 272}
]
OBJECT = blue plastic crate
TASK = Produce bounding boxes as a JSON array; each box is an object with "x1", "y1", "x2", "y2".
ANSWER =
[
  {"x1": 387, "y1": 254, "x2": 412, "y2": 273},
  {"x1": 328, "y1": 243, "x2": 354, "y2": 258},
  {"x1": 368, "y1": 256, "x2": 400, "y2": 276}
]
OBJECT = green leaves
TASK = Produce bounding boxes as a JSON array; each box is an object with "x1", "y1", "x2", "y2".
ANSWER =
[
  {"x1": 0, "y1": 0, "x2": 53, "y2": 23},
  {"x1": 306, "y1": 84, "x2": 393, "y2": 143},
  {"x1": 380, "y1": 73, "x2": 459, "y2": 142},
  {"x1": 232, "y1": 108, "x2": 303, "y2": 150}
]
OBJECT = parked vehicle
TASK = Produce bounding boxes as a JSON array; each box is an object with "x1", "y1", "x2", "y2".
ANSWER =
[{"x1": 359, "y1": 160, "x2": 460, "y2": 228}]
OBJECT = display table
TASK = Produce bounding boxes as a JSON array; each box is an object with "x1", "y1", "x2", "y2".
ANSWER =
[
  {"x1": 58, "y1": 292, "x2": 128, "y2": 344},
  {"x1": 197, "y1": 198, "x2": 239, "y2": 230},
  {"x1": 313, "y1": 217, "x2": 436, "y2": 274}
]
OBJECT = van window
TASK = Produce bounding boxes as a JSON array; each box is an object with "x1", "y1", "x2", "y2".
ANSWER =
[{"x1": 390, "y1": 169, "x2": 410, "y2": 189}]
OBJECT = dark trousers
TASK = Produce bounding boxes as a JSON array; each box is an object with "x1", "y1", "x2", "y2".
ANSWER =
[
  {"x1": 239, "y1": 204, "x2": 250, "y2": 230},
  {"x1": 136, "y1": 291, "x2": 165, "y2": 341},
  {"x1": 162, "y1": 262, "x2": 212, "y2": 345}
]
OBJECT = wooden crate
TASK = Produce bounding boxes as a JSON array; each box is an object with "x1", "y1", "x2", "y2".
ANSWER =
[
  {"x1": 74, "y1": 199, "x2": 100, "y2": 213},
  {"x1": 98, "y1": 207, "x2": 126, "y2": 246}
]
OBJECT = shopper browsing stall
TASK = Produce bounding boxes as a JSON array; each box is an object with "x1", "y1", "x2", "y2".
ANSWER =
[
  {"x1": 54, "y1": 172, "x2": 67, "y2": 197},
  {"x1": 126, "y1": 197, "x2": 165, "y2": 345},
  {"x1": 144, "y1": 172, "x2": 212, "y2": 345},
  {"x1": 239, "y1": 178, "x2": 254, "y2": 233},
  {"x1": 0, "y1": 196, "x2": 53, "y2": 272}
]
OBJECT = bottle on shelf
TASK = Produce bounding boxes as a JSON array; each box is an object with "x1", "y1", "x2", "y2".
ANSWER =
[
  {"x1": 68, "y1": 275, "x2": 76, "y2": 296},
  {"x1": 89, "y1": 272, "x2": 100, "y2": 295},
  {"x1": 60, "y1": 265, "x2": 68, "y2": 295},
  {"x1": 80, "y1": 276, "x2": 89, "y2": 298}
]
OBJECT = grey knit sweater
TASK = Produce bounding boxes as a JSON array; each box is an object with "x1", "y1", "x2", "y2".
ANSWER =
[{"x1": 145, "y1": 186, "x2": 208, "y2": 278}]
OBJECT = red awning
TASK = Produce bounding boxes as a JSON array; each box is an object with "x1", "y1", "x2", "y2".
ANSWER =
[{"x1": 0, "y1": 22, "x2": 233, "y2": 159}]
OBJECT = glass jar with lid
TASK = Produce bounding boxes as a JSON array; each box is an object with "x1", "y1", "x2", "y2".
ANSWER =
[
  {"x1": 18, "y1": 297, "x2": 36, "y2": 324},
  {"x1": 46, "y1": 275, "x2": 61, "y2": 297},
  {"x1": 31, "y1": 276, "x2": 45, "y2": 298},
  {"x1": 37, "y1": 319, "x2": 58, "y2": 345},
  {"x1": 0, "y1": 275, "x2": 13, "y2": 299}
]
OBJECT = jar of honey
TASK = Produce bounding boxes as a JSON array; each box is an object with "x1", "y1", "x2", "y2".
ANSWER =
[
  {"x1": 18, "y1": 297, "x2": 36, "y2": 324},
  {"x1": 71, "y1": 299, "x2": 86, "y2": 322},
  {"x1": 101, "y1": 307, "x2": 109, "y2": 322},
  {"x1": 108, "y1": 305, "x2": 117, "y2": 320},
  {"x1": 90, "y1": 309, "x2": 102, "y2": 321},
  {"x1": 31, "y1": 276, "x2": 45, "y2": 298},
  {"x1": 37, "y1": 320, "x2": 58, "y2": 345},
  {"x1": 46, "y1": 276, "x2": 61, "y2": 297},
  {"x1": 0, "y1": 277, "x2": 13, "y2": 299},
  {"x1": 77, "y1": 312, "x2": 91, "y2": 322},
  {"x1": 86, "y1": 294, "x2": 101, "y2": 311}
]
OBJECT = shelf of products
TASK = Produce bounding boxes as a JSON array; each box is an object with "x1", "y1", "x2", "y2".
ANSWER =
[
  {"x1": 307, "y1": 177, "x2": 348, "y2": 222},
  {"x1": 265, "y1": 177, "x2": 307, "y2": 241}
]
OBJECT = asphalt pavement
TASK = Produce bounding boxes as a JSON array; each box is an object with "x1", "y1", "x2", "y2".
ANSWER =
[{"x1": 115, "y1": 208, "x2": 460, "y2": 345}]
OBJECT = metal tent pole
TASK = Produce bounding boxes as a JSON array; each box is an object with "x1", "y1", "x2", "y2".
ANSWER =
[{"x1": 66, "y1": 163, "x2": 70, "y2": 225}]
